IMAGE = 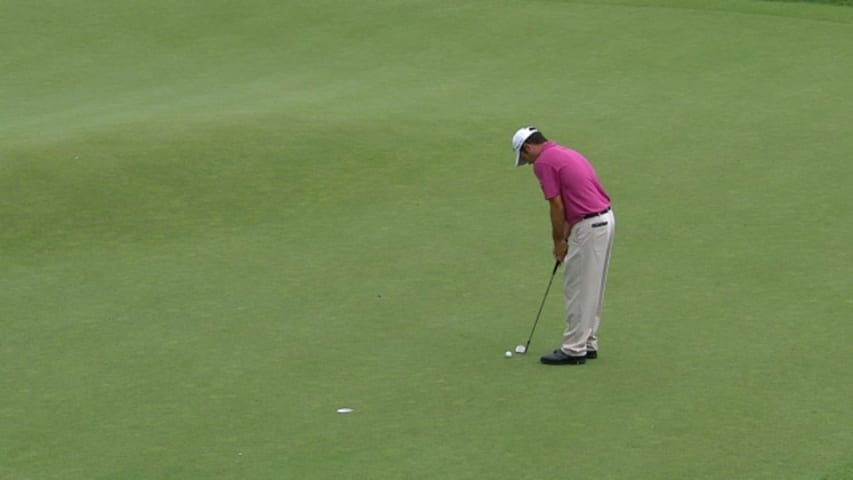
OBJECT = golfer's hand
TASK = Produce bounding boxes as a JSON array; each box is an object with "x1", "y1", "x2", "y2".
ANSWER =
[{"x1": 553, "y1": 240, "x2": 568, "y2": 262}]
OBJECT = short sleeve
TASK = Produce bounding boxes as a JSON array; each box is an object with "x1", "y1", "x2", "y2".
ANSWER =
[{"x1": 533, "y1": 160, "x2": 560, "y2": 200}]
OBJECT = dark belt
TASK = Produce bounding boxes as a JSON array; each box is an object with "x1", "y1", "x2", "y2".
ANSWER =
[{"x1": 582, "y1": 206, "x2": 611, "y2": 219}]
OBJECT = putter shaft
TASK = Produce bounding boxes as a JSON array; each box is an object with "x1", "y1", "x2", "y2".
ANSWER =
[{"x1": 523, "y1": 260, "x2": 561, "y2": 352}]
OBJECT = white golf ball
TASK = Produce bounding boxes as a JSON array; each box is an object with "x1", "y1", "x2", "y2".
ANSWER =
[{"x1": 504, "y1": 351, "x2": 513, "y2": 358}]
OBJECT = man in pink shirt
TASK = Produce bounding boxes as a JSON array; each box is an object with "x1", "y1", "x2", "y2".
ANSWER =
[{"x1": 513, "y1": 126, "x2": 615, "y2": 365}]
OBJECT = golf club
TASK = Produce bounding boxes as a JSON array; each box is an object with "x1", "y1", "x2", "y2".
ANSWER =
[{"x1": 517, "y1": 259, "x2": 561, "y2": 354}]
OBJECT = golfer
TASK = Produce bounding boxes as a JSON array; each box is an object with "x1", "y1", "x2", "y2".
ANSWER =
[{"x1": 513, "y1": 126, "x2": 615, "y2": 365}]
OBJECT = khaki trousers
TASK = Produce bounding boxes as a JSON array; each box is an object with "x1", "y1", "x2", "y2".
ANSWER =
[{"x1": 561, "y1": 209, "x2": 615, "y2": 356}]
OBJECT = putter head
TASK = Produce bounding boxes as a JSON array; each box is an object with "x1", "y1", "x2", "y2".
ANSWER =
[{"x1": 515, "y1": 345, "x2": 527, "y2": 354}]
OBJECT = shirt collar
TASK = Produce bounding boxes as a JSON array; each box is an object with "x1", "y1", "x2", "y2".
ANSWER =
[{"x1": 541, "y1": 141, "x2": 557, "y2": 152}]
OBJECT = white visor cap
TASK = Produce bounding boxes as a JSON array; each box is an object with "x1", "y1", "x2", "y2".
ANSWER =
[{"x1": 512, "y1": 126, "x2": 539, "y2": 167}]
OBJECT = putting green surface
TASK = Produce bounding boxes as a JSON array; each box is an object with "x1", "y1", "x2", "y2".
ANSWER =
[{"x1": 2, "y1": 1, "x2": 852, "y2": 479}]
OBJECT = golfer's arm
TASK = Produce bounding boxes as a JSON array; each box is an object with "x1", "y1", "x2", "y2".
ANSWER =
[{"x1": 547, "y1": 196, "x2": 568, "y2": 243}]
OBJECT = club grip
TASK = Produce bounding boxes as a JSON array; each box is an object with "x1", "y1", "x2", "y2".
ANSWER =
[{"x1": 552, "y1": 259, "x2": 561, "y2": 275}]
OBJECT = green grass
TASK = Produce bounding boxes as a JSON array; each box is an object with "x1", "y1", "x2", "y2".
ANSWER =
[
  {"x1": 765, "y1": 0, "x2": 853, "y2": 5},
  {"x1": 2, "y1": 1, "x2": 852, "y2": 479}
]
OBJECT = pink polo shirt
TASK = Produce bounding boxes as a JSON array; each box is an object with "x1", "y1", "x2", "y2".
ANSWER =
[{"x1": 533, "y1": 142, "x2": 610, "y2": 225}]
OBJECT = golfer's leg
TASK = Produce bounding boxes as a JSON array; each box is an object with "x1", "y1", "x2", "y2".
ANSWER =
[
  {"x1": 561, "y1": 223, "x2": 596, "y2": 356},
  {"x1": 588, "y1": 211, "x2": 615, "y2": 352}
]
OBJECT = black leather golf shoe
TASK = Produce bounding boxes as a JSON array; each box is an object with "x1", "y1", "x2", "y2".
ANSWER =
[{"x1": 540, "y1": 349, "x2": 586, "y2": 365}]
